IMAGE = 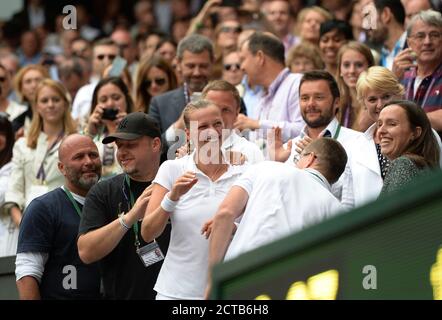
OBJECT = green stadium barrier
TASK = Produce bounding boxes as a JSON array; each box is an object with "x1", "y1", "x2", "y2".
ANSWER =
[
  {"x1": 0, "y1": 255, "x2": 18, "y2": 299},
  {"x1": 212, "y1": 169, "x2": 442, "y2": 300}
]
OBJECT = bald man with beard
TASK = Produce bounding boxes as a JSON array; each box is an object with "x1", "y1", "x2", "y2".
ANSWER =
[{"x1": 15, "y1": 134, "x2": 102, "y2": 300}]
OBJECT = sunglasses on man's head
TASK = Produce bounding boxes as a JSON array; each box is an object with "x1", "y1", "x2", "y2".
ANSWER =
[
  {"x1": 145, "y1": 78, "x2": 167, "y2": 87},
  {"x1": 223, "y1": 64, "x2": 241, "y2": 71},
  {"x1": 96, "y1": 54, "x2": 116, "y2": 61}
]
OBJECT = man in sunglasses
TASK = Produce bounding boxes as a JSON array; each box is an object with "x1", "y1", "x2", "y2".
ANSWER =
[
  {"x1": 72, "y1": 38, "x2": 119, "y2": 126},
  {"x1": 222, "y1": 51, "x2": 243, "y2": 86}
]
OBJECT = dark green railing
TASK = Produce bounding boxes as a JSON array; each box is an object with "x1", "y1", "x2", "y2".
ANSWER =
[
  {"x1": 212, "y1": 169, "x2": 442, "y2": 300},
  {"x1": 0, "y1": 255, "x2": 18, "y2": 299}
]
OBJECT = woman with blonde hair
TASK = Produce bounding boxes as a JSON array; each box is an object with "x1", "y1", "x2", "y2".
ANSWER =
[
  {"x1": 12, "y1": 64, "x2": 49, "y2": 137},
  {"x1": 2, "y1": 79, "x2": 76, "y2": 252},
  {"x1": 141, "y1": 99, "x2": 246, "y2": 300},
  {"x1": 336, "y1": 41, "x2": 374, "y2": 131},
  {"x1": 356, "y1": 66, "x2": 405, "y2": 132}
]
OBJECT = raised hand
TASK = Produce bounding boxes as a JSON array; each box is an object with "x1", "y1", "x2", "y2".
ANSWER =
[
  {"x1": 169, "y1": 171, "x2": 198, "y2": 201},
  {"x1": 267, "y1": 127, "x2": 292, "y2": 162},
  {"x1": 392, "y1": 48, "x2": 417, "y2": 80},
  {"x1": 131, "y1": 184, "x2": 153, "y2": 221},
  {"x1": 295, "y1": 135, "x2": 313, "y2": 155}
]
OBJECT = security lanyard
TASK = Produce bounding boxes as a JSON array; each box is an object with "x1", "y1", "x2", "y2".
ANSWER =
[
  {"x1": 124, "y1": 175, "x2": 141, "y2": 249},
  {"x1": 62, "y1": 187, "x2": 82, "y2": 218},
  {"x1": 333, "y1": 124, "x2": 341, "y2": 140},
  {"x1": 36, "y1": 131, "x2": 64, "y2": 182}
]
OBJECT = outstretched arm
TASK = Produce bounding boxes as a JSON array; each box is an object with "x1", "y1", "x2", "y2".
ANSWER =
[{"x1": 205, "y1": 186, "x2": 249, "y2": 298}]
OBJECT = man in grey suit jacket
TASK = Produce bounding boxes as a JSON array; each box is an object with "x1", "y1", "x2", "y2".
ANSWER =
[{"x1": 149, "y1": 34, "x2": 214, "y2": 157}]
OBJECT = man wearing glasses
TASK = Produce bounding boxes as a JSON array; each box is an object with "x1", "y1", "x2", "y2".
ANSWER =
[
  {"x1": 72, "y1": 38, "x2": 119, "y2": 125},
  {"x1": 393, "y1": 10, "x2": 442, "y2": 137}
]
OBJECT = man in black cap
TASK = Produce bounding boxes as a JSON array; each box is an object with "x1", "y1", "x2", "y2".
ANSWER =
[{"x1": 77, "y1": 112, "x2": 171, "y2": 300}]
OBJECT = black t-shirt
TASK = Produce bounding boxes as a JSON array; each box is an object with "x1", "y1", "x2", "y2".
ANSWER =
[
  {"x1": 79, "y1": 174, "x2": 171, "y2": 300},
  {"x1": 17, "y1": 188, "x2": 101, "y2": 300}
]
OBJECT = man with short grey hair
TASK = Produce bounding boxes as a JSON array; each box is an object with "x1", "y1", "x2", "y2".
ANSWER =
[
  {"x1": 149, "y1": 34, "x2": 215, "y2": 153},
  {"x1": 393, "y1": 9, "x2": 442, "y2": 136}
]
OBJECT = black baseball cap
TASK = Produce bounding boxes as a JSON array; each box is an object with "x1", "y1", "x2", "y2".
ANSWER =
[{"x1": 102, "y1": 112, "x2": 161, "y2": 144}]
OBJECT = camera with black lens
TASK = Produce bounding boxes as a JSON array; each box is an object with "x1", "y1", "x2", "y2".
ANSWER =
[{"x1": 102, "y1": 108, "x2": 119, "y2": 121}]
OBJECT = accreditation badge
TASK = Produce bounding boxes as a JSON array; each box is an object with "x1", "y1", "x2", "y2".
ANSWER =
[{"x1": 137, "y1": 241, "x2": 164, "y2": 267}]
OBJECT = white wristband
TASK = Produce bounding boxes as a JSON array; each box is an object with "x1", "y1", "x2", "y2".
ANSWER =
[
  {"x1": 118, "y1": 214, "x2": 131, "y2": 231},
  {"x1": 161, "y1": 193, "x2": 178, "y2": 212}
]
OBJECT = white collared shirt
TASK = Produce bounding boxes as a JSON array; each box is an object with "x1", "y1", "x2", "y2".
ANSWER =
[
  {"x1": 224, "y1": 161, "x2": 344, "y2": 261},
  {"x1": 152, "y1": 153, "x2": 246, "y2": 299},
  {"x1": 283, "y1": 118, "x2": 362, "y2": 209}
]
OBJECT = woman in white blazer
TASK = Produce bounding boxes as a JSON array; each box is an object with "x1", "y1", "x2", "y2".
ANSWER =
[
  {"x1": 3, "y1": 79, "x2": 77, "y2": 235},
  {"x1": 347, "y1": 67, "x2": 405, "y2": 207}
]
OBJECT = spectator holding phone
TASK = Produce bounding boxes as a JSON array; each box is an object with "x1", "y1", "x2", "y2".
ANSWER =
[{"x1": 86, "y1": 77, "x2": 134, "y2": 178}]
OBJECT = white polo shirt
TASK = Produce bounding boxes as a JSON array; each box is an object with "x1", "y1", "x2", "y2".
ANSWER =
[
  {"x1": 224, "y1": 161, "x2": 344, "y2": 261},
  {"x1": 153, "y1": 153, "x2": 246, "y2": 299},
  {"x1": 285, "y1": 118, "x2": 362, "y2": 209}
]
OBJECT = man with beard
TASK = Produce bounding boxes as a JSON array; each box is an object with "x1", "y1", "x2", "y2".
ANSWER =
[
  {"x1": 77, "y1": 113, "x2": 170, "y2": 299},
  {"x1": 149, "y1": 34, "x2": 214, "y2": 152},
  {"x1": 15, "y1": 134, "x2": 102, "y2": 300},
  {"x1": 269, "y1": 70, "x2": 362, "y2": 209},
  {"x1": 367, "y1": 0, "x2": 407, "y2": 70}
]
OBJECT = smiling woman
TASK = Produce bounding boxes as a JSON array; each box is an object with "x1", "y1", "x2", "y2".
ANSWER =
[
  {"x1": 2, "y1": 79, "x2": 76, "y2": 255},
  {"x1": 141, "y1": 99, "x2": 247, "y2": 300},
  {"x1": 86, "y1": 77, "x2": 134, "y2": 178},
  {"x1": 336, "y1": 41, "x2": 375, "y2": 131},
  {"x1": 377, "y1": 100, "x2": 440, "y2": 195},
  {"x1": 356, "y1": 66, "x2": 405, "y2": 132}
]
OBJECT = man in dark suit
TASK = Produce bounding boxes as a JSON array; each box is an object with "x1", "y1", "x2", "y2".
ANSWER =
[{"x1": 149, "y1": 34, "x2": 214, "y2": 158}]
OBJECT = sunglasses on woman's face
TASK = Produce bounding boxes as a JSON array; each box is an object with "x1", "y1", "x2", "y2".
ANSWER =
[
  {"x1": 145, "y1": 77, "x2": 167, "y2": 87},
  {"x1": 96, "y1": 54, "x2": 116, "y2": 61},
  {"x1": 223, "y1": 64, "x2": 241, "y2": 71},
  {"x1": 220, "y1": 26, "x2": 242, "y2": 33}
]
